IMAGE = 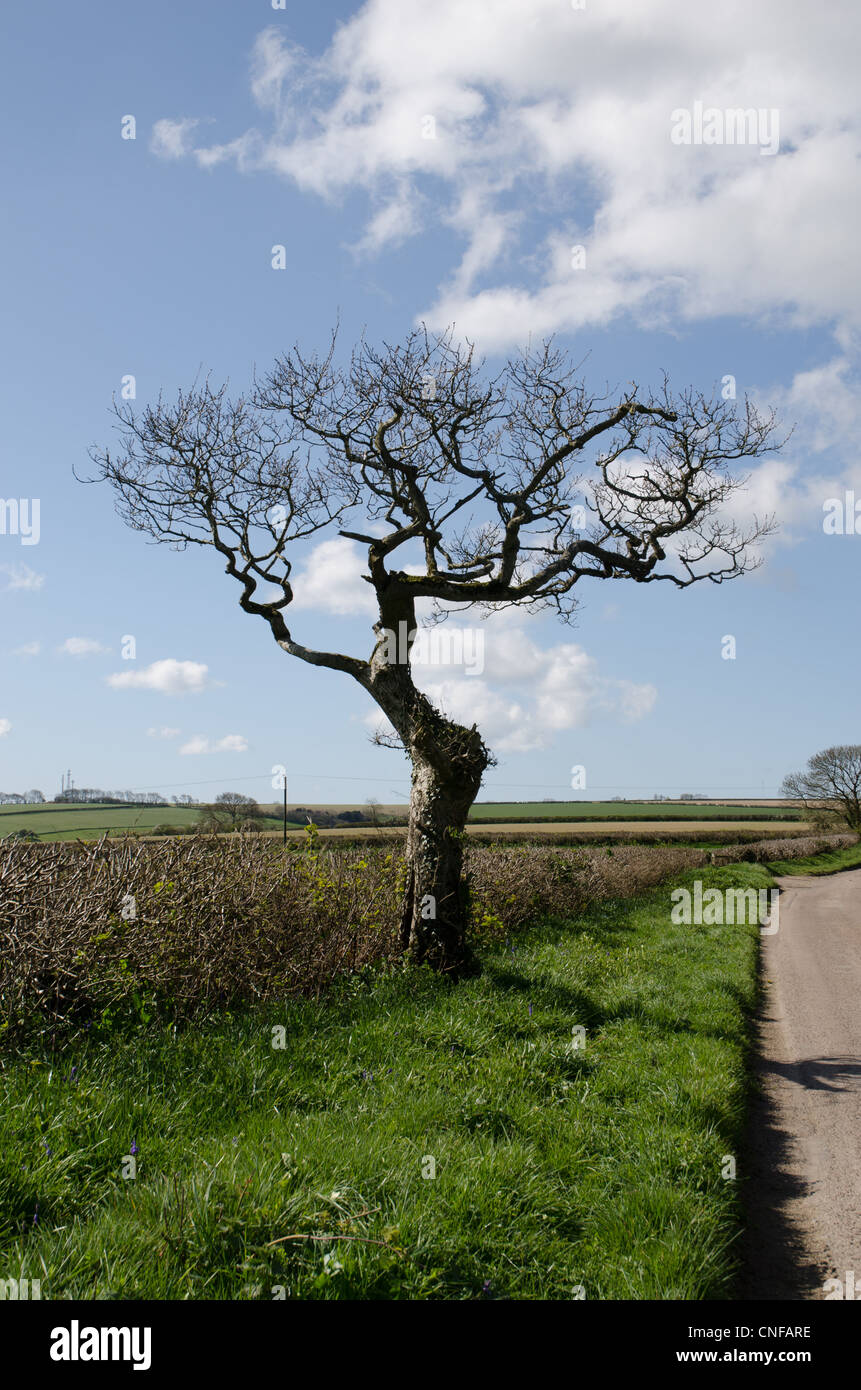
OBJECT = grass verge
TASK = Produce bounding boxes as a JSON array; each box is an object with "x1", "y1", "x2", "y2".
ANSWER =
[
  {"x1": 0, "y1": 862, "x2": 768, "y2": 1301},
  {"x1": 766, "y1": 840, "x2": 861, "y2": 876}
]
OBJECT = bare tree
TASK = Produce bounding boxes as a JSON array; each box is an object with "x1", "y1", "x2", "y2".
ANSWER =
[
  {"x1": 91, "y1": 328, "x2": 780, "y2": 975},
  {"x1": 198, "y1": 792, "x2": 263, "y2": 834},
  {"x1": 782, "y1": 746, "x2": 861, "y2": 833}
]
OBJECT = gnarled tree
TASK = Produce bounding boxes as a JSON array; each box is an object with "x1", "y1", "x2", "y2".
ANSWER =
[
  {"x1": 91, "y1": 329, "x2": 780, "y2": 976},
  {"x1": 782, "y1": 745, "x2": 861, "y2": 832}
]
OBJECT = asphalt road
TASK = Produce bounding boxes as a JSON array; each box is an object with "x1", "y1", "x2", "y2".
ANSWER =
[{"x1": 741, "y1": 868, "x2": 861, "y2": 1299}]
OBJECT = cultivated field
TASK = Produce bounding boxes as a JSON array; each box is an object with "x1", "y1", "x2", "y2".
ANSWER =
[
  {"x1": 254, "y1": 820, "x2": 812, "y2": 843},
  {"x1": 0, "y1": 798, "x2": 804, "y2": 843},
  {"x1": 0, "y1": 803, "x2": 208, "y2": 839},
  {"x1": 467, "y1": 800, "x2": 803, "y2": 821}
]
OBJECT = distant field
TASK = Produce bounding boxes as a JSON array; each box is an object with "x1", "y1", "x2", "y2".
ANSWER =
[
  {"x1": 249, "y1": 820, "x2": 811, "y2": 842},
  {"x1": 0, "y1": 804, "x2": 205, "y2": 840},
  {"x1": 468, "y1": 818, "x2": 808, "y2": 835},
  {"x1": 468, "y1": 801, "x2": 802, "y2": 822},
  {"x1": 0, "y1": 798, "x2": 803, "y2": 843}
]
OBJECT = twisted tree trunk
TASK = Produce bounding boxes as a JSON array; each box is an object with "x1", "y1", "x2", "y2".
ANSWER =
[
  {"x1": 400, "y1": 733, "x2": 487, "y2": 975},
  {"x1": 367, "y1": 597, "x2": 490, "y2": 976}
]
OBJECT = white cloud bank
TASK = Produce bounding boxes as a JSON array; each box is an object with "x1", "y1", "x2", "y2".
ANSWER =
[
  {"x1": 148, "y1": 3, "x2": 861, "y2": 551},
  {"x1": 288, "y1": 538, "x2": 655, "y2": 751},
  {"x1": 401, "y1": 622, "x2": 655, "y2": 754},
  {"x1": 152, "y1": 0, "x2": 861, "y2": 348}
]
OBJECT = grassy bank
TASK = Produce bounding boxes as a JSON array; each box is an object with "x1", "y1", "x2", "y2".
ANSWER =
[
  {"x1": 0, "y1": 863, "x2": 766, "y2": 1300},
  {"x1": 766, "y1": 839, "x2": 861, "y2": 876}
]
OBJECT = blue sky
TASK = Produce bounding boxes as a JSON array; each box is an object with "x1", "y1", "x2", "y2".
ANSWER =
[{"x1": 1, "y1": 0, "x2": 859, "y2": 805}]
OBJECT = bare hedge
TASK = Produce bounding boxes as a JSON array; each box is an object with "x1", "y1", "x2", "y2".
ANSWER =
[
  {"x1": 708, "y1": 833, "x2": 855, "y2": 866},
  {"x1": 0, "y1": 831, "x2": 853, "y2": 1036}
]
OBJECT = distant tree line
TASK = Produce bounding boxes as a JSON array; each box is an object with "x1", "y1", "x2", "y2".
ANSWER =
[
  {"x1": 54, "y1": 789, "x2": 198, "y2": 807},
  {"x1": 0, "y1": 790, "x2": 45, "y2": 805},
  {"x1": 190, "y1": 796, "x2": 392, "y2": 835}
]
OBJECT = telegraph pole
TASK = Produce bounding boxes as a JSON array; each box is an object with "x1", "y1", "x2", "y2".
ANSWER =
[{"x1": 272, "y1": 764, "x2": 288, "y2": 847}]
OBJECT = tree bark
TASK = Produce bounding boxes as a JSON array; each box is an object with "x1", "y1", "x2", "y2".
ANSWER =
[
  {"x1": 366, "y1": 594, "x2": 490, "y2": 975},
  {"x1": 400, "y1": 744, "x2": 485, "y2": 975}
]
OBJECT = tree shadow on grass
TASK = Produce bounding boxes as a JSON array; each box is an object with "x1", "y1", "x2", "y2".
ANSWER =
[{"x1": 482, "y1": 963, "x2": 605, "y2": 1026}]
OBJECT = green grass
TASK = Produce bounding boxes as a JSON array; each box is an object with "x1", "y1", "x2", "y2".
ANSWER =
[
  {"x1": 0, "y1": 800, "x2": 801, "y2": 843},
  {"x1": 0, "y1": 803, "x2": 203, "y2": 840},
  {"x1": 0, "y1": 864, "x2": 766, "y2": 1300},
  {"x1": 767, "y1": 839, "x2": 861, "y2": 876},
  {"x1": 0, "y1": 803, "x2": 296, "y2": 841}
]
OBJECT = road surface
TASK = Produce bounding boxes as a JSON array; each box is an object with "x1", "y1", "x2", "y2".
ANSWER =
[{"x1": 740, "y1": 868, "x2": 861, "y2": 1299}]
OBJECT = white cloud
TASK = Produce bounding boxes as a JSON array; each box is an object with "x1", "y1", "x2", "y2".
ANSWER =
[
  {"x1": 0, "y1": 718, "x2": 10, "y2": 737},
  {"x1": 195, "y1": 132, "x2": 259, "y2": 172},
  {"x1": 366, "y1": 618, "x2": 656, "y2": 754},
  {"x1": 152, "y1": 1, "x2": 861, "y2": 348},
  {"x1": 2, "y1": 564, "x2": 44, "y2": 592},
  {"x1": 292, "y1": 537, "x2": 377, "y2": 616},
  {"x1": 215, "y1": 734, "x2": 248, "y2": 753},
  {"x1": 250, "y1": 27, "x2": 296, "y2": 112},
  {"x1": 770, "y1": 354, "x2": 861, "y2": 456},
  {"x1": 147, "y1": 726, "x2": 181, "y2": 739},
  {"x1": 293, "y1": 547, "x2": 656, "y2": 749},
  {"x1": 150, "y1": 117, "x2": 201, "y2": 160},
  {"x1": 179, "y1": 733, "x2": 249, "y2": 755},
  {"x1": 11, "y1": 642, "x2": 40, "y2": 657},
  {"x1": 59, "y1": 637, "x2": 109, "y2": 657},
  {"x1": 291, "y1": 535, "x2": 430, "y2": 617},
  {"x1": 178, "y1": 735, "x2": 209, "y2": 756},
  {"x1": 351, "y1": 181, "x2": 423, "y2": 256},
  {"x1": 107, "y1": 659, "x2": 210, "y2": 695}
]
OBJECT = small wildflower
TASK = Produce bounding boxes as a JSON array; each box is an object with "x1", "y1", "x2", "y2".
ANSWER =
[{"x1": 130, "y1": 1138, "x2": 138, "y2": 1156}]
